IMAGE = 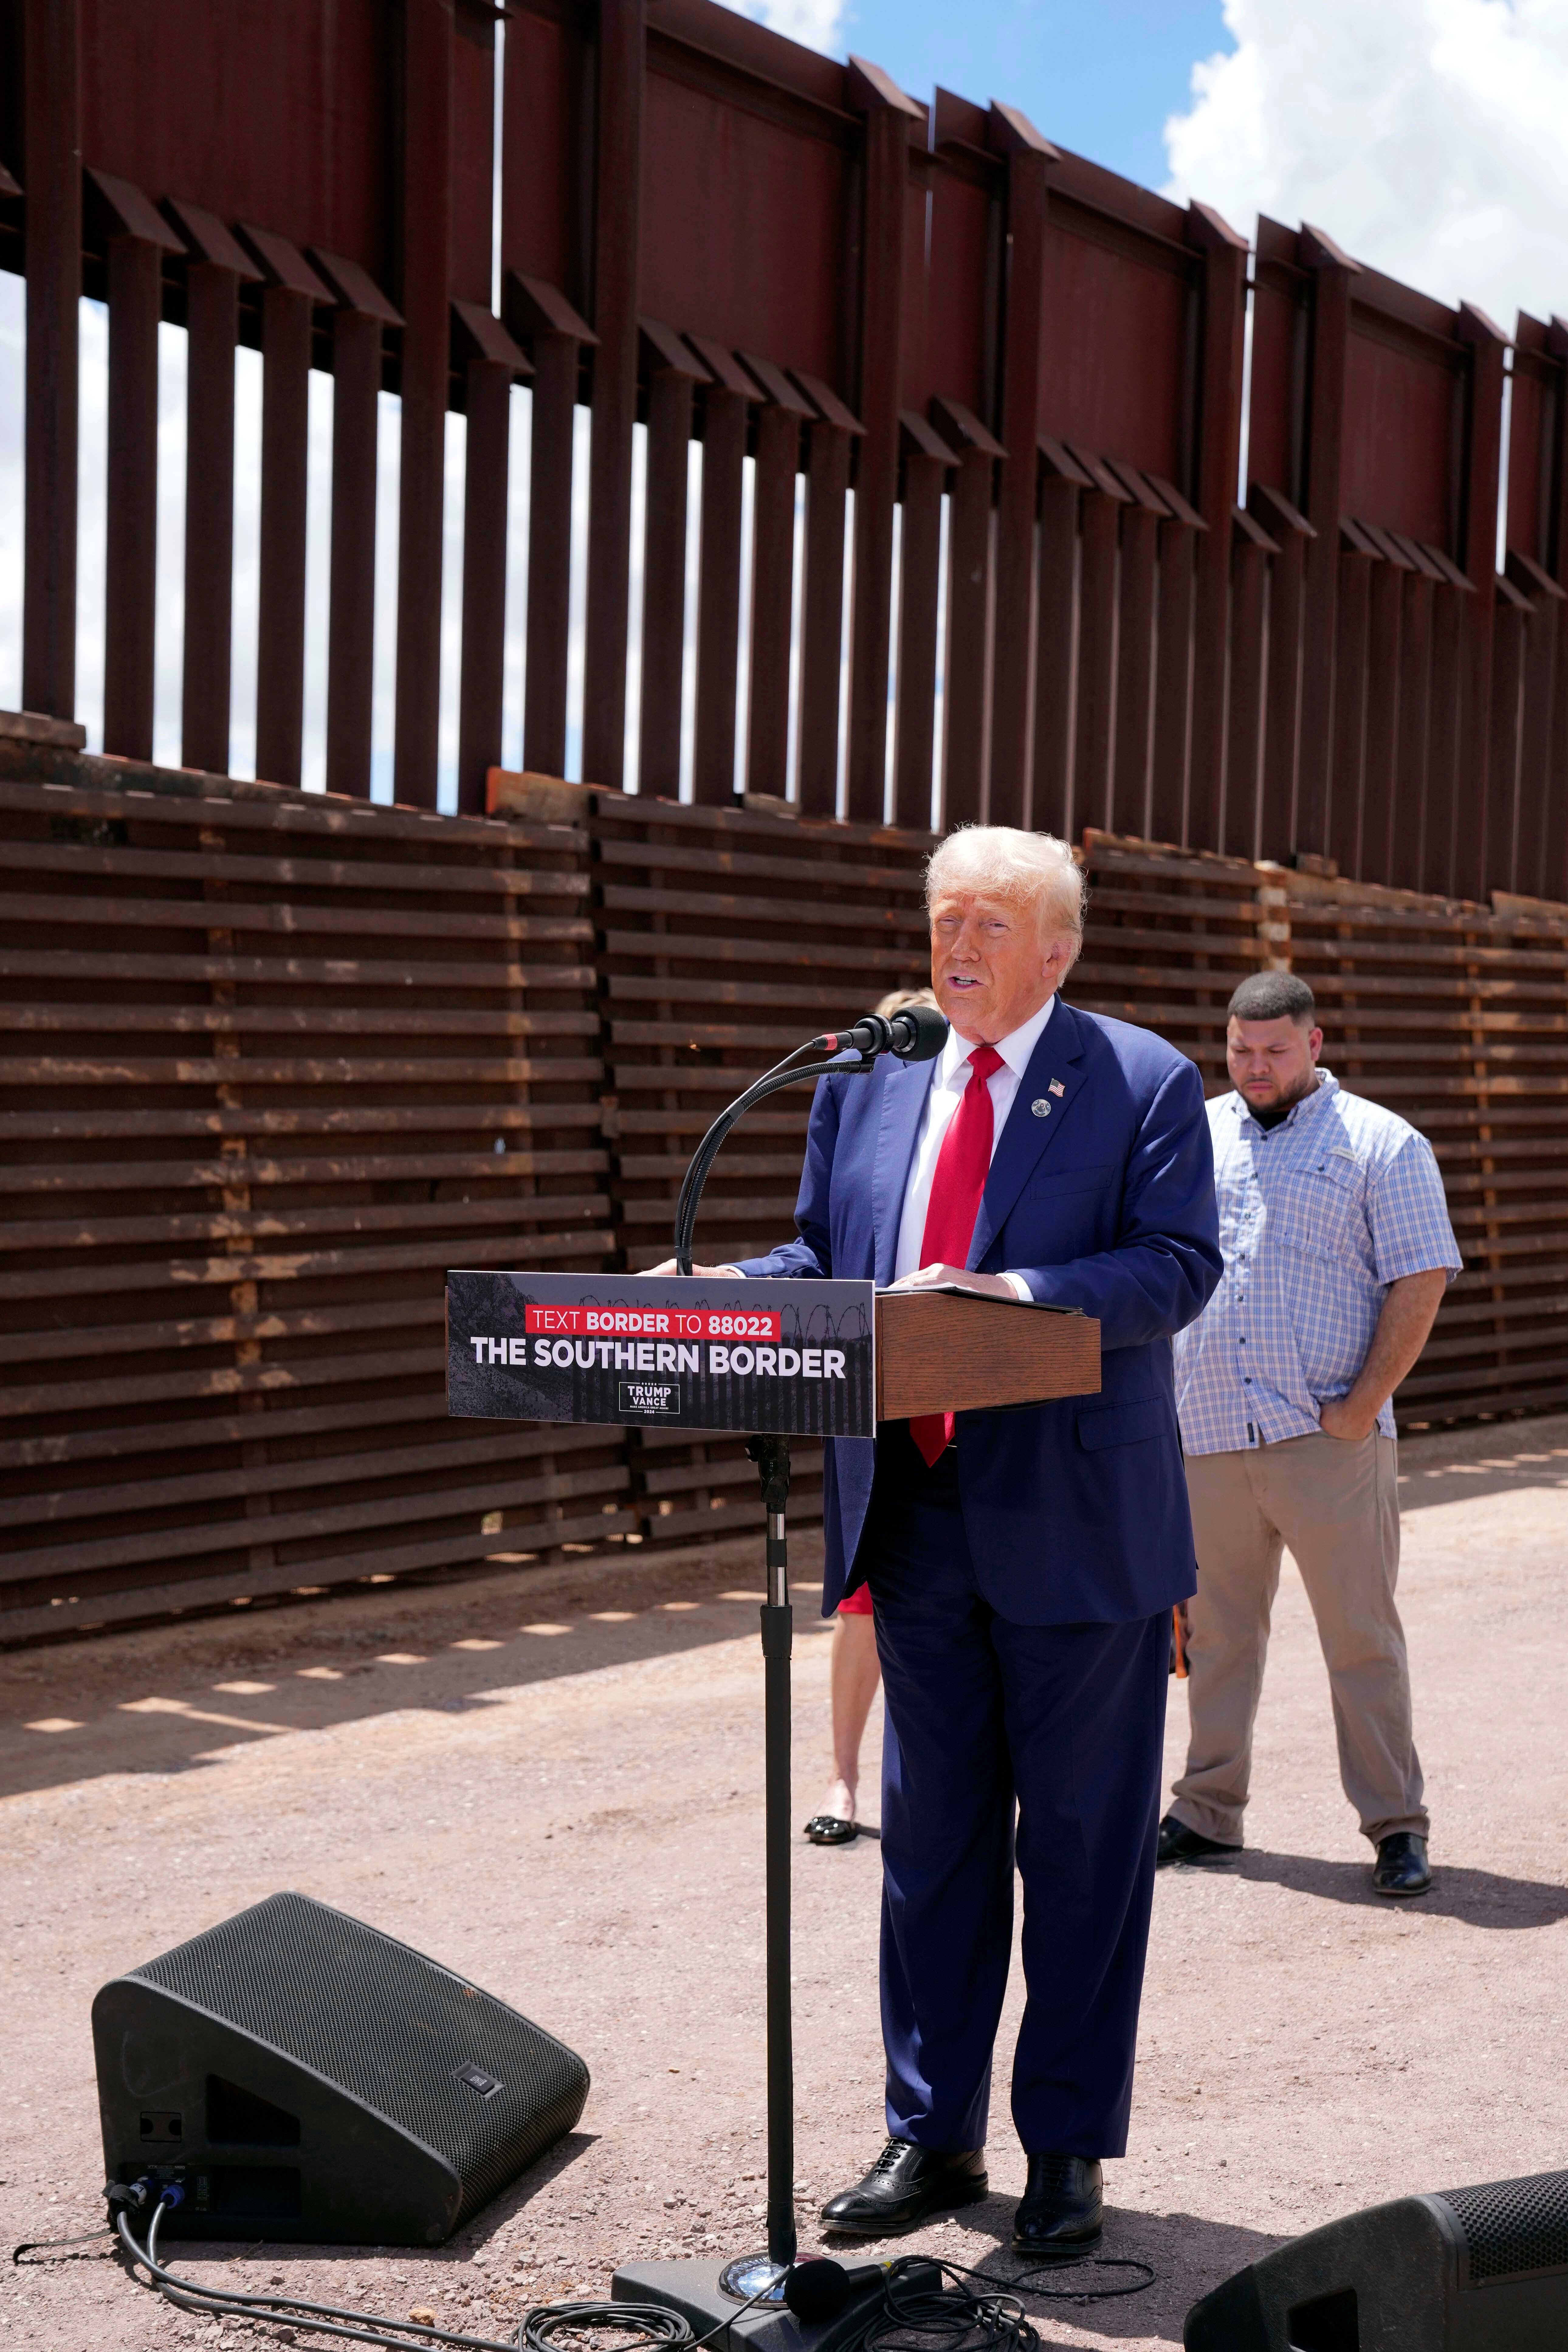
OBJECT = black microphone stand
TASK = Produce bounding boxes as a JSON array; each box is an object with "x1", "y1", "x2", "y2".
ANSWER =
[
  {"x1": 672, "y1": 1037, "x2": 875, "y2": 2303},
  {"x1": 616, "y1": 1019, "x2": 942, "y2": 2330}
]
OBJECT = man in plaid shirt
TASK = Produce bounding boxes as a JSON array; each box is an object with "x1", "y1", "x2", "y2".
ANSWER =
[{"x1": 1161, "y1": 971, "x2": 1460, "y2": 1896}]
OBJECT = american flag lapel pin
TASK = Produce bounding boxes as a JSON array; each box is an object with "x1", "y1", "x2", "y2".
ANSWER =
[{"x1": 1048, "y1": 1078, "x2": 1065, "y2": 1098}]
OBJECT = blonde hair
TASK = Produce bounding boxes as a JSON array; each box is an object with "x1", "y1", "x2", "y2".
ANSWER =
[
  {"x1": 874, "y1": 983, "x2": 940, "y2": 1019},
  {"x1": 925, "y1": 827, "x2": 1085, "y2": 967}
]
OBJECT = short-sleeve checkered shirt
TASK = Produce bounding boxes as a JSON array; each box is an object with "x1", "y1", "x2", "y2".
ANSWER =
[{"x1": 1173, "y1": 1070, "x2": 1461, "y2": 1455}]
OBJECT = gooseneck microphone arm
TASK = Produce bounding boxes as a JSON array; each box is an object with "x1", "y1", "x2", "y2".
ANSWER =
[
  {"x1": 672, "y1": 1044, "x2": 869, "y2": 1277},
  {"x1": 672, "y1": 1004, "x2": 948, "y2": 1276}
]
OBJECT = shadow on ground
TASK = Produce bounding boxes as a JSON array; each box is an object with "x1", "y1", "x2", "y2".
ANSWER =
[
  {"x1": 1208, "y1": 1848, "x2": 1568, "y2": 1929},
  {"x1": 0, "y1": 1556, "x2": 835, "y2": 1803},
  {"x1": 930, "y1": 2198, "x2": 1288, "y2": 2344}
]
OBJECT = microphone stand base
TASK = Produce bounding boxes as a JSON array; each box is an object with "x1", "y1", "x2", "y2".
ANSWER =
[{"x1": 612, "y1": 2256, "x2": 797, "y2": 2351}]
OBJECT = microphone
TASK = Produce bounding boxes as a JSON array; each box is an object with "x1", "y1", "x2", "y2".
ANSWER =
[
  {"x1": 784, "y1": 2256, "x2": 944, "y2": 2324},
  {"x1": 784, "y1": 2259, "x2": 889, "y2": 2324},
  {"x1": 816, "y1": 1005, "x2": 949, "y2": 1063}
]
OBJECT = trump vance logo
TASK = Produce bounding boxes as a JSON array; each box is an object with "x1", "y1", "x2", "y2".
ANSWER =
[{"x1": 619, "y1": 1379, "x2": 680, "y2": 1416}]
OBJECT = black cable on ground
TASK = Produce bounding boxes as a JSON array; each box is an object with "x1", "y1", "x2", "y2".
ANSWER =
[
  {"x1": 937, "y1": 2248, "x2": 1157, "y2": 2307},
  {"x1": 73, "y1": 2184, "x2": 1154, "y2": 2352},
  {"x1": 110, "y1": 2186, "x2": 784, "y2": 2352}
]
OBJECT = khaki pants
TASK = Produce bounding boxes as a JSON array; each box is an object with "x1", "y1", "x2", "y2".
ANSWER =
[{"x1": 1170, "y1": 1431, "x2": 1427, "y2": 1848}]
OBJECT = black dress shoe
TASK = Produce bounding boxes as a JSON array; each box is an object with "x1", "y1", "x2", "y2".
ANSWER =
[
  {"x1": 1157, "y1": 1813, "x2": 1242, "y2": 1866},
  {"x1": 1012, "y1": 2154, "x2": 1102, "y2": 2256},
  {"x1": 1373, "y1": 1831, "x2": 1432, "y2": 1896},
  {"x1": 804, "y1": 1814, "x2": 859, "y2": 1846},
  {"x1": 820, "y1": 2139, "x2": 987, "y2": 2236}
]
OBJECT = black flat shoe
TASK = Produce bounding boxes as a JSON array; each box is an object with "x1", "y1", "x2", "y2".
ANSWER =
[
  {"x1": 1373, "y1": 1831, "x2": 1432, "y2": 1896},
  {"x1": 820, "y1": 2139, "x2": 987, "y2": 2237},
  {"x1": 804, "y1": 1814, "x2": 859, "y2": 1845},
  {"x1": 1012, "y1": 2154, "x2": 1102, "y2": 2257},
  {"x1": 1157, "y1": 1813, "x2": 1242, "y2": 1867}
]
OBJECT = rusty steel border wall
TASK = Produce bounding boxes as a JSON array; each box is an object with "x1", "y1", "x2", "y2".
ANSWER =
[
  {"x1": 3, "y1": 734, "x2": 1566, "y2": 1646},
  {"x1": 3, "y1": 0, "x2": 1568, "y2": 903}
]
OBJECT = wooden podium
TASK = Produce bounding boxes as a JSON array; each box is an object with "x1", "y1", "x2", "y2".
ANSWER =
[{"x1": 874, "y1": 1287, "x2": 1101, "y2": 1420}]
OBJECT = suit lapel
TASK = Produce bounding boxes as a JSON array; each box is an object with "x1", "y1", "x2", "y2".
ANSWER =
[
  {"x1": 872, "y1": 1056, "x2": 935, "y2": 1288},
  {"x1": 968, "y1": 997, "x2": 1088, "y2": 1268}
]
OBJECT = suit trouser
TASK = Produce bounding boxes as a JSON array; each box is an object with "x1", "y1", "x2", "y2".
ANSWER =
[
  {"x1": 1170, "y1": 1430, "x2": 1426, "y2": 1848},
  {"x1": 861, "y1": 1434, "x2": 1169, "y2": 2159}
]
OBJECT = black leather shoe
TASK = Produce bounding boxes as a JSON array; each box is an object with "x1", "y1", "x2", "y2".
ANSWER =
[
  {"x1": 1373, "y1": 1831, "x2": 1432, "y2": 1896},
  {"x1": 1157, "y1": 1813, "x2": 1242, "y2": 1866},
  {"x1": 1012, "y1": 2154, "x2": 1103, "y2": 2256},
  {"x1": 820, "y1": 2139, "x2": 987, "y2": 2237}
]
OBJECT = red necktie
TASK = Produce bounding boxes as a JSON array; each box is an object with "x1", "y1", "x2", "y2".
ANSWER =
[{"x1": 909, "y1": 1044, "x2": 1004, "y2": 1467}]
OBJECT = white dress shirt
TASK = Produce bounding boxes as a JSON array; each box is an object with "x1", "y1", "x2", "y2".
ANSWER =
[
  {"x1": 720, "y1": 994, "x2": 1056, "y2": 1291},
  {"x1": 892, "y1": 994, "x2": 1057, "y2": 1297}
]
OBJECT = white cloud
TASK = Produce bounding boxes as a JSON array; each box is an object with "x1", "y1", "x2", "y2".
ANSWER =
[
  {"x1": 715, "y1": 0, "x2": 847, "y2": 57},
  {"x1": 1164, "y1": 0, "x2": 1568, "y2": 332}
]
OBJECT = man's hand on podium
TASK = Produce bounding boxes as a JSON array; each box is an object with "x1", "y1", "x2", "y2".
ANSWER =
[
  {"x1": 643, "y1": 1258, "x2": 741, "y2": 1278},
  {"x1": 889, "y1": 1263, "x2": 1017, "y2": 1301}
]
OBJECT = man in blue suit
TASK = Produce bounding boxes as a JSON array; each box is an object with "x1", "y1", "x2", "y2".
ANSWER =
[{"x1": 686, "y1": 826, "x2": 1220, "y2": 2253}]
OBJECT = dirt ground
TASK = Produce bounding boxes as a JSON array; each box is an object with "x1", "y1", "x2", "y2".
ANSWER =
[{"x1": 3, "y1": 1413, "x2": 1567, "y2": 2351}]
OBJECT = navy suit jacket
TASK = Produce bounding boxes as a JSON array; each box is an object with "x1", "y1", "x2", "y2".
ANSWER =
[{"x1": 735, "y1": 998, "x2": 1222, "y2": 1625}]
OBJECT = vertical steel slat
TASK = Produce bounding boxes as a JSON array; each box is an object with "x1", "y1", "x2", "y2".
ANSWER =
[
  {"x1": 988, "y1": 112, "x2": 1054, "y2": 826},
  {"x1": 170, "y1": 202, "x2": 264, "y2": 781},
  {"x1": 1456, "y1": 305, "x2": 1508, "y2": 899},
  {"x1": 847, "y1": 81, "x2": 920, "y2": 824},
  {"x1": 1360, "y1": 559, "x2": 1403, "y2": 887},
  {"x1": 691, "y1": 375, "x2": 749, "y2": 805},
  {"x1": 893, "y1": 445, "x2": 943, "y2": 829},
  {"x1": 1030, "y1": 471, "x2": 1080, "y2": 839},
  {"x1": 942, "y1": 449, "x2": 992, "y2": 830},
  {"x1": 393, "y1": 0, "x2": 454, "y2": 807},
  {"x1": 21, "y1": 0, "x2": 81, "y2": 723},
  {"x1": 1222, "y1": 529, "x2": 1270, "y2": 862},
  {"x1": 1186, "y1": 208, "x2": 1249, "y2": 854},
  {"x1": 522, "y1": 334, "x2": 579, "y2": 781},
  {"x1": 101, "y1": 231, "x2": 163, "y2": 762},
  {"x1": 1514, "y1": 585, "x2": 1561, "y2": 900},
  {"x1": 1295, "y1": 236, "x2": 1356, "y2": 864},
  {"x1": 581, "y1": 0, "x2": 645, "y2": 792},
  {"x1": 639, "y1": 359, "x2": 699, "y2": 801},
  {"x1": 1149, "y1": 523, "x2": 1196, "y2": 848},
  {"x1": 324, "y1": 307, "x2": 382, "y2": 798},
  {"x1": 457, "y1": 356, "x2": 515, "y2": 813},
  {"x1": 181, "y1": 261, "x2": 242, "y2": 776},
  {"x1": 1112, "y1": 504, "x2": 1159, "y2": 841},
  {"x1": 746, "y1": 401, "x2": 803, "y2": 805},
  {"x1": 1329, "y1": 548, "x2": 1373, "y2": 880},
  {"x1": 1423, "y1": 586, "x2": 1466, "y2": 900},
  {"x1": 1074, "y1": 493, "x2": 1119, "y2": 836},
  {"x1": 1258, "y1": 521, "x2": 1306, "y2": 862},
  {"x1": 1392, "y1": 570, "x2": 1434, "y2": 891},
  {"x1": 1545, "y1": 617, "x2": 1568, "y2": 906},
  {"x1": 1486, "y1": 597, "x2": 1529, "y2": 898},
  {"x1": 255, "y1": 284, "x2": 313, "y2": 791},
  {"x1": 796, "y1": 420, "x2": 852, "y2": 818}
]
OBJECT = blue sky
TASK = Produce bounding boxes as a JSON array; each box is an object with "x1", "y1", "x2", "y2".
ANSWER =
[{"x1": 787, "y1": 0, "x2": 1233, "y2": 190}]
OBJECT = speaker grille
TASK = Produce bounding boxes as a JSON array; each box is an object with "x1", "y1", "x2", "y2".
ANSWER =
[
  {"x1": 132, "y1": 1892, "x2": 587, "y2": 2216},
  {"x1": 1441, "y1": 2168, "x2": 1568, "y2": 2283}
]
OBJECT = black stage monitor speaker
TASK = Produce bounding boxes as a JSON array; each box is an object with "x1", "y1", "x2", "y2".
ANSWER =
[
  {"x1": 1185, "y1": 2166, "x2": 1568, "y2": 2350},
  {"x1": 93, "y1": 1892, "x2": 589, "y2": 2245}
]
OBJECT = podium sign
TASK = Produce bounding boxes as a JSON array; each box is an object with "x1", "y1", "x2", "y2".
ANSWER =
[{"x1": 447, "y1": 1270, "x2": 875, "y2": 1437}]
